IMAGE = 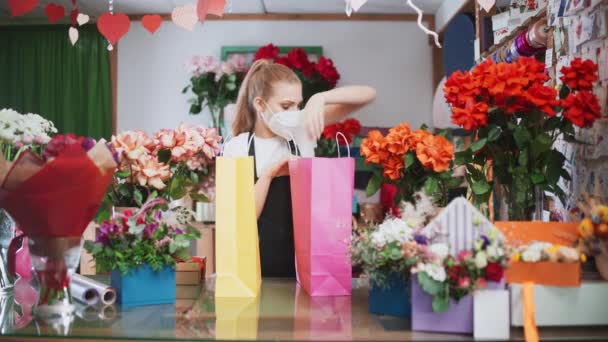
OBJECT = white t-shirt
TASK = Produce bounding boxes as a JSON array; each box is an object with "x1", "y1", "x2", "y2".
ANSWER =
[{"x1": 223, "y1": 133, "x2": 315, "y2": 177}]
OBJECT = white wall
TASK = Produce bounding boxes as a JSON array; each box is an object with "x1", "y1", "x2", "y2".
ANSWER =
[{"x1": 118, "y1": 20, "x2": 433, "y2": 133}]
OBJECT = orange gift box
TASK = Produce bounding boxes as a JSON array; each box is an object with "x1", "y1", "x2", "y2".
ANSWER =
[{"x1": 495, "y1": 222, "x2": 581, "y2": 287}]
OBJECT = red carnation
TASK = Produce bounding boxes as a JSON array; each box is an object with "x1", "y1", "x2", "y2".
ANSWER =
[
  {"x1": 315, "y1": 56, "x2": 340, "y2": 88},
  {"x1": 42, "y1": 133, "x2": 89, "y2": 160},
  {"x1": 322, "y1": 123, "x2": 343, "y2": 140},
  {"x1": 561, "y1": 91, "x2": 602, "y2": 128},
  {"x1": 342, "y1": 118, "x2": 362, "y2": 137},
  {"x1": 254, "y1": 44, "x2": 279, "y2": 61},
  {"x1": 560, "y1": 58, "x2": 599, "y2": 91},
  {"x1": 485, "y1": 262, "x2": 504, "y2": 282},
  {"x1": 287, "y1": 48, "x2": 312, "y2": 70},
  {"x1": 448, "y1": 265, "x2": 464, "y2": 282},
  {"x1": 274, "y1": 56, "x2": 292, "y2": 68}
]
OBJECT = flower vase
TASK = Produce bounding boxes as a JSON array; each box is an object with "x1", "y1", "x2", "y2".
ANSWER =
[
  {"x1": 494, "y1": 183, "x2": 544, "y2": 221},
  {"x1": 28, "y1": 236, "x2": 82, "y2": 319},
  {"x1": 111, "y1": 264, "x2": 175, "y2": 308},
  {"x1": 368, "y1": 271, "x2": 411, "y2": 317},
  {"x1": 0, "y1": 209, "x2": 15, "y2": 295}
]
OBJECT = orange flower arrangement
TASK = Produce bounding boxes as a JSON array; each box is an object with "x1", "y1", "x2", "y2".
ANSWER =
[
  {"x1": 445, "y1": 57, "x2": 602, "y2": 220},
  {"x1": 361, "y1": 121, "x2": 460, "y2": 206}
]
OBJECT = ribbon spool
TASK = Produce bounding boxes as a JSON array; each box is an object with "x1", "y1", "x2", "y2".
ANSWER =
[{"x1": 526, "y1": 19, "x2": 549, "y2": 49}]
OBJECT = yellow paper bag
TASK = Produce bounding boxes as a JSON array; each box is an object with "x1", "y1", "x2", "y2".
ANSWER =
[
  {"x1": 214, "y1": 156, "x2": 261, "y2": 298},
  {"x1": 215, "y1": 296, "x2": 260, "y2": 340}
]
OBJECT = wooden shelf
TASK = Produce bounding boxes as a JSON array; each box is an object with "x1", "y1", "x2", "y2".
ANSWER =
[{"x1": 479, "y1": 7, "x2": 549, "y2": 61}]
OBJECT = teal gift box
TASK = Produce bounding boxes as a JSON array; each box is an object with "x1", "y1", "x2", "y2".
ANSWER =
[
  {"x1": 111, "y1": 264, "x2": 176, "y2": 308},
  {"x1": 368, "y1": 271, "x2": 411, "y2": 318}
]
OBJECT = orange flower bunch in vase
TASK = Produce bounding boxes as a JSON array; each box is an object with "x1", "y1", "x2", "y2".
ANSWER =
[
  {"x1": 445, "y1": 57, "x2": 602, "y2": 221},
  {"x1": 361, "y1": 122, "x2": 462, "y2": 206}
]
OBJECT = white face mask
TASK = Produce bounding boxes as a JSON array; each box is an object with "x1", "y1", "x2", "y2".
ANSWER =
[{"x1": 259, "y1": 104, "x2": 302, "y2": 141}]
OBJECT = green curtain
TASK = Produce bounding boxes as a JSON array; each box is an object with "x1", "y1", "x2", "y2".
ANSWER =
[{"x1": 0, "y1": 25, "x2": 112, "y2": 139}]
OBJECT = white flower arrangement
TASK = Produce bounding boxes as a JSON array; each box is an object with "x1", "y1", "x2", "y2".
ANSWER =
[
  {"x1": 370, "y1": 217, "x2": 414, "y2": 248},
  {"x1": 401, "y1": 191, "x2": 439, "y2": 229},
  {"x1": 0, "y1": 108, "x2": 57, "y2": 146}
]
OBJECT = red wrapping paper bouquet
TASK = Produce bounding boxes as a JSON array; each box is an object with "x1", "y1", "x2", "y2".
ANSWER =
[{"x1": 0, "y1": 134, "x2": 117, "y2": 238}]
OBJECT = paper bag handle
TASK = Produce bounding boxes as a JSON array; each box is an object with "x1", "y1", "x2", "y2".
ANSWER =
[
  {"x1": 336, "y1": 132, "x2": 351, "y2": 158},
  {"x1": 219, "y1": 133, "x2": 255, "y2": 157}
]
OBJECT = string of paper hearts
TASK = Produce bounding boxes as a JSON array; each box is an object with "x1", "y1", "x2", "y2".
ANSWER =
[{"x1": 344, "y1": 0, "x2": 442, "y2": 48}]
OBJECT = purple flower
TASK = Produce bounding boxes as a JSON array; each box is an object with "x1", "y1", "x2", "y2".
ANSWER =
[
  {"x1": 153, "y1": 210, "x2": 163, "y2": 222},
  {"x1": 106, "y1": 143, "x2": 120, "y2": 164},
  {"x1": 81, "y1": 137, "x2": 96, "y2": 151},
  {"x1": 170, "y1": 227, "x2": 184, "y2": 235},
  {"x1": 96, "y1": 221, "x2": 121, "y2": 246},
  {"x1": 481, "y1": 235, "x2": 490, "y2": 249},
  {"x1": 143, "y1": 222, "x2": 160, "y2": 239},
  {"x1": 414, "y1": 234, "x2": 429, "y2": 245}
]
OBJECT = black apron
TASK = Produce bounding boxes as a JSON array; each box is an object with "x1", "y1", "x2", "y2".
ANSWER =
[{"x1": 248, "y1": 133, "x2": 297, "y2": 278}]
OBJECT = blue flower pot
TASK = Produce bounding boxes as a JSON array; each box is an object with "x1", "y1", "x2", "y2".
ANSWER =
[
  {"x1": 368, "y1": 271, "x2": 411, "y2": 318},
  {"x1": 111, "y1": 264, "x2": 175, "y2": 308}
]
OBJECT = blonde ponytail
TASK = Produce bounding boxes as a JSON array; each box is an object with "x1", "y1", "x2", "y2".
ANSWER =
[{"x1": 232, "y1": 59, "x2": 301, "y2": 136}]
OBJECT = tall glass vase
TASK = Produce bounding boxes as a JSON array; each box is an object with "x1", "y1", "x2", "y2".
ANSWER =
[
  {"x1": 494, "y1": 183, "x2": 544, "y2": 221},
  {"x1": 28, "y1": 237, "x2": 82, "y2": 319},
  {"x1": 0, "y1": 209, "x2": 16, "y2": 295}
]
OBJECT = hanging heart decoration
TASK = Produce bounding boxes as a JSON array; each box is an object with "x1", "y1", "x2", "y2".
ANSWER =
[
  {"x1": 97, "y1": 12, "x2": 131, "y2": 45},
  {"x1": 45, "y1": 3, "x2": 65, "y2": 23},
  {"x1": 69, "y1": 27, "x2": 79, "y2": 46},
  {"x1": 142, "y1": 14, "x2": 162, "y2": 34},
  {"x1": 172, "y1": 4, "x2": 198, "y2": 31},
  {"x1": 77, "y1": 13, "x2": 90, "y2": 26},
  {"x1": 477, "y1": 0, "x2": 496, "y2": 12},
  {"x1": 208, "y1": 0, "x2": 226, "y2": 17},
  {"x1": 196, "y1": 0, "x2": 210, "y2": 23},
  {"x1": 8, "y1": 0, "x2": 38, "y2": 17}
]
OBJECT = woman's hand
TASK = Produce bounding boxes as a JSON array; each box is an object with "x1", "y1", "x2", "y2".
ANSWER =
[{"x1": 302, "y1": 94, "x2": 326, "y2": 140}]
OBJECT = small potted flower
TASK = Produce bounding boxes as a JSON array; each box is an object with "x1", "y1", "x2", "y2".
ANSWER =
[
  {"x1": 350, "y1": 193, "x2": 437, "y2": 318},
  {"x1": 84, "y1": 199, "x2": 200, "y2": 308},
  {"x1": 411, "y1": 230, "x2": 509, "y2": 333},
  {"x1": 316, "y1": 118, "x2": 361, "y2": 157}
]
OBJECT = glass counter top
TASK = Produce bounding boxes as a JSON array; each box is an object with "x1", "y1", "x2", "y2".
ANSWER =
[{"x1": 1, "y1": 277, "x2": 608, "y2": 341}]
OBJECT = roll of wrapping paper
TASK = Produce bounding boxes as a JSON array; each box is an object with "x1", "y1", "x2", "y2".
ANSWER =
[{"x1": 71, "y1": 274, "x2": 116, "y2": 306}]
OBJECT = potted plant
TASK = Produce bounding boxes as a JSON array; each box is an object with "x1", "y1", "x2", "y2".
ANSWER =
[
  {"x1": 103, "y1": 125, "x2": 221, "y2": 221},
  {"x1": 411, "y1": 230, "x2": 509, "y2": 333},
  {"x1": 84, "y1": 199, "x2": 200, "y2": 308},
  {"x1": 445, "y1": 57, "x2": 602, "y2": 220},
  {"x1": 350, "y1": 194, "x2": 436, "y2": 318},
  {"x1": 361, "y1": 121, "x2": 463, "y2": 209},
  {"x1": 183, "y1": 54, "x2": 249, "y2": 135},
  {"x1": 253, "y1": 44, "x2": 340, "y2": 105}
]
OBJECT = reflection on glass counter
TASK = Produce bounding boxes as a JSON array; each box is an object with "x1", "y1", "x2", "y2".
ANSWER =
[{"x1": 2, "y1": 277, "x2": 608, "y2": 341}]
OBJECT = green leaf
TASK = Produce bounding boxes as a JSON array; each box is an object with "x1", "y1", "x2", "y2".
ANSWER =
[
  {"x1": 544, "y1": 117, "x2": 561, "y2": 131},
  {"x1": 417, "y1": 273, "x2": 443, "y2": 296},
  {"x1": 531, "y1": 133, "x2": 553, "y2": 158},
  {"x1": 446, "y1": 177, "x2": 464, "y2": 189},
  {"x1": 546, "y1": 150, "x2": 566, "y2": 184},
  {"x1": 560, "y1": 169, "x2": 572, "y2": 181},
  {"x1": 169, "y1": 242, "x2": 178, "y2": 254},
  {"x1": 530, "y1": 172, "x2": 545, "y2": 184},
  {"x1": 424, "y1": 177, "x2": 439, "y2": 195},
  {"x1": 471, "y1": 138, "x2": 487, "y2": 152},
  {"x1": 190, "y1": 172, "x2": 200, "y2": 185},
  {"x1": 118, "y1": 185, "x2": 130, "y2": 198},
  {"x1": 472, "y1": 180, "x2": 491, "y2": 195},
  {"x1": 513, "y1": 127, "x2": 532, "y2": 148},
  {"x1": 158, "y1": 149, "x2": 171, "y2": 164},
  {"x1": 128, "y1": 222, "x2": 145, "y2": 235},
  {"x1": 182, "y1": 85, "x2": 190, "y2": 94},
  {"x1": 116, "y1": 170, "x2": 130, "y2": 178},
  {"x1": 404, "y1": 152, "x2": 416, "y2": 169},
  {"x1": 432, "y1": 294, "x2": 450, "y2": 313},
  {"x1": 518, "y1": 149, "x2": 529, "y2": 166},
  {"x1": 228, "y1": 74, "x2": 237, "y2": 82},
  {"x1": 133, "y1": 188, "x2": 144, "y2": 206},
  {"x1": 366, "y1": 173, "x2": 383, "y2": 197},
  {"x1": 455, "y1": 150, "x2": 472, "y2": 166},
  {"x1": 190, "y1": 192, "x2": 209, "y2": 202},
  {"x1": 487, "y1": 126, "x2": 502, "y2": 142},
  {"x1": 559, "y1": 85, "x2": 571, "y2": 99}
]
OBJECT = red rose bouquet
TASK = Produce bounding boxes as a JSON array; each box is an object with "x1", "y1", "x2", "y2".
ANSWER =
[
  {"x1": 0, "y1": 134, "x2": 117, "y2": 318},
  {"x1": 254, "y1": 44, "x2": 340, "y2": 104},
  {"x1": 315, "y1": 118, "x2": 361, "y2": 157},
  {"x1": 445, "y1": 57, "x2": 602, "y2": 220}
]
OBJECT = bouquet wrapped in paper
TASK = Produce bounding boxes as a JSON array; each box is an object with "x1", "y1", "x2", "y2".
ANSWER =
[{"x1": 1, "y1": 134, "x2": 117, "y2": 318}]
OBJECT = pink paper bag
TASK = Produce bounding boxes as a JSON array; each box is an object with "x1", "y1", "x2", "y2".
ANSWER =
[{"x1": 289, "y1": 157, "x2": 354, "y2": 297}]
